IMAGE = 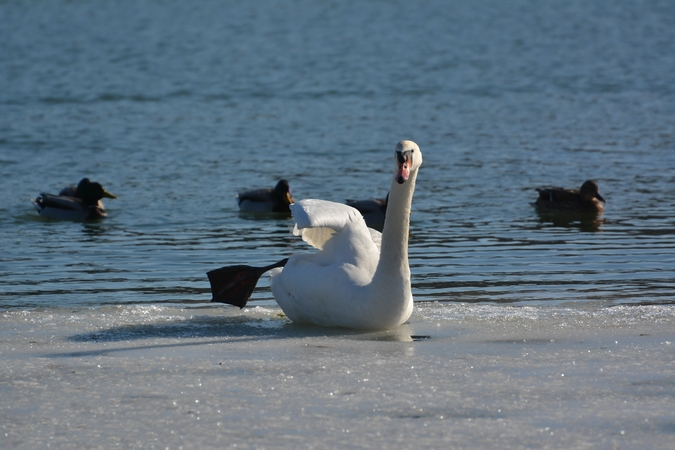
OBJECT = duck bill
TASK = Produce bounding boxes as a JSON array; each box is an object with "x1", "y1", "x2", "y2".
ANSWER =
[
  {"x1": 286, "y1": 192, "x2": 294, "y2": 204},
  {"x1": 395, "y1": 152, "x2": 412, "y2": 184},
  {"x1": 596, "y1": 193, "x2": 606, "y2": 203},
  {"x1": 102, "y1": 189, "x2": 117, "y2": 199}
]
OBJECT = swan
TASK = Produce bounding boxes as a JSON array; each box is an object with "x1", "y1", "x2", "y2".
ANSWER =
[
  {"x1": 208, "y1": 140, "x2": 422, "y2": 330},
  {"x1": 345, "y1": 193, "x2": 388, "y2": 230},
  {"x1": 237, "y1": 179, "x2": 295, "y2": 213},
  {"x1": 31, "y1": 178, "x2": 117, "y2": 221},
  {"x1": 535, "y1": 180, "x2": 605, "y2": 213}
]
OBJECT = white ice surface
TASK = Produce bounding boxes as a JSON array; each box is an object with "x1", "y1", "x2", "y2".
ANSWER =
[{"x1": 1, "y1": 303, "x2": 674, "y2": 449}]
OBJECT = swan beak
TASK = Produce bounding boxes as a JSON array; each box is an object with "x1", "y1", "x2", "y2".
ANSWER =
[
  {"x1": 102, "y1": 189, "x2": 118, "y2": 199},
  {"x1": 395, "y1": 151, "x2": 413, "y2": 184}
]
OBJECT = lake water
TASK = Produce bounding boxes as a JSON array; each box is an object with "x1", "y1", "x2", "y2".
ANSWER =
[{"x1": 1, "y1": 0, "x2": 674, "y2": 448}]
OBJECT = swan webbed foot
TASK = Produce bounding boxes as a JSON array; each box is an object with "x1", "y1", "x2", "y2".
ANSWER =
[{"x1": 207, "y1": 259, "x2": 288, "y2": 308}]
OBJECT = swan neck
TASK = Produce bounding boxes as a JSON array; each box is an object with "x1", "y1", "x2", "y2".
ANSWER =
[{"x1": 376, "y1": 169, "x2": 417, "y2": 275}]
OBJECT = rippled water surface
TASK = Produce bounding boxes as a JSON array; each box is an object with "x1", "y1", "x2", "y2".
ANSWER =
[{"x1": 2, "y1": 0, "x2": 675, "y2": 310}]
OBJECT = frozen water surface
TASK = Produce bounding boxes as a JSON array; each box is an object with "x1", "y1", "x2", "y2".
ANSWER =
[{"x1": 1, "y1": 303, "x2": 674, "y2": 449}]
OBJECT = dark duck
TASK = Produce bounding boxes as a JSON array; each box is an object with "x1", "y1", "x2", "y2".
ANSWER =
[
  {"x1": 237, "y1": 179, "x2": 295, "y2": 213},
  {"x1": 32, "y1": 178, "x2": 118, "y2": 221},
  {"x1": 535, "y1": 180, "x2": 605, "y2": 214}
]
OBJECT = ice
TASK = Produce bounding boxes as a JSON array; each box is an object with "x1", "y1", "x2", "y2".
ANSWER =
[{"x1": 1, "y1": 303, "x2": 674, "y2": 449}]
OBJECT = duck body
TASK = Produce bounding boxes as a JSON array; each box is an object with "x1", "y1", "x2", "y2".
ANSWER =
[
  {"x1": 31, "y1": 178, "x2": 117, "y2": 221},
  {"x1": 535, "y1": 180, "x2": 605, "y2": 214},
  {"x1": 345, "y1": 195, "x2": 387, "y2": 230},
  {"x1": 269, "y1": 141, "x2": 421, "y2": 330},
  {"x1": 237, "y1": 179, "x2": 294, "y2": 213}
]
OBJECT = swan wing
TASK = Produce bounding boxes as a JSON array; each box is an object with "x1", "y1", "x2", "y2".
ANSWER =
[
  {"x1": 368, "y1": 228, "x2": 382, "y2": 252},
  {"x1": 290, "y1": 199, "x2": 366, "y2": 250}
]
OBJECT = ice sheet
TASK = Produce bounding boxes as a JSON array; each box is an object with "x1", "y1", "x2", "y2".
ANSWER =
[{"x1": 1, "y1": 303, "x2": 674, "y2": 449}]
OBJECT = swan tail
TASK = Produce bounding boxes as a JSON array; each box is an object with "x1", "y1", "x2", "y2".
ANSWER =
[{"x1": 207, "y1": 259, "x2": 288, "y2": 308}]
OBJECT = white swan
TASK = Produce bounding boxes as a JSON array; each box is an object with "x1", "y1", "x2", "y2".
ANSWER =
[{"x1": 268, "y1": 140, "x2": 422, "y2": 330}]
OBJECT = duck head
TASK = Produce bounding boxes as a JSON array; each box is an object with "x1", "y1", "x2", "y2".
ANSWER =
[
  {"x1": 580, "y1": 180, "x2": 605, "y2": 203},
  {"x1": 273, "y1": 179, "x2": 294, "y2": 205},
  {"x1": 394, "y1": 140, "x2": 422, "y2": 184},
  {"x1": 76, "y1": 178, "x2": 118, "y2": 205}
]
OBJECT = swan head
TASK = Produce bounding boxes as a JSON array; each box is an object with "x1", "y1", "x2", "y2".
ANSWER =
[{"x1": 394, "y1": 140, "x2": 422, "y2": 184}]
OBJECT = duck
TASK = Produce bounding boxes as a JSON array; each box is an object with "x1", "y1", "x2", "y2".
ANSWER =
[
  {"x1": 345, "y1": 193, "x2": 388, "y2": 230},
  {"x1": 237, "y1": 179, "x2": 295, "y2": 213},
  {"x1": 31, "y1": 178, "x2": 117, "y2": 221},
  {"x1": 535, "y1": 180, "x2": 605, "y2": 214},
  {"x1": 208, "y1": 140, "x2": 422, "y2": 330}
]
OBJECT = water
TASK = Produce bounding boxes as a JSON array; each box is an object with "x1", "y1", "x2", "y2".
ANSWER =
[{"x1": 1, "y1": 0, "x2": 675, "y2": 448}]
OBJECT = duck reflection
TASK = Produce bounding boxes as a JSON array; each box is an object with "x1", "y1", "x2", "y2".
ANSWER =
[
  {"x1": 536, "y1": 211, "x2": 604, "y2": 232},
  {"x1": 80, "y1": 222, "x2": 111, "y2": 238}
]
